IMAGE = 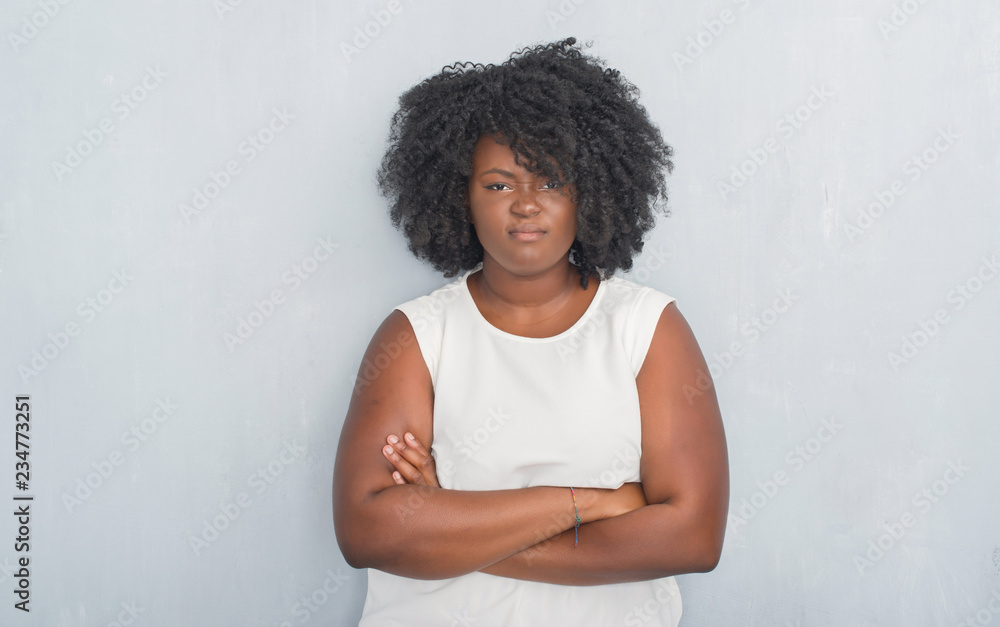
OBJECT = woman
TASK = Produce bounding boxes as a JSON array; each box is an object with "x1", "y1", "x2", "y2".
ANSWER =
[{"x1": 333, "y1": 37, "x2": 729, "y2": 626}]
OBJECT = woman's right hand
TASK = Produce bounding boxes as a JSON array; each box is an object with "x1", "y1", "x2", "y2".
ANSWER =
[
  {"x1": 606, "y1": 482, "x2": 648, "y2": 517},
  {"x1": 382, "y1": 429, "x2": 648, "y2": 526},
  {"x1": 382, "y1": 431, "x2": 440, "y2": 488},
  {"x1": 574, "y1": 482, "x2": 648, "y2": 523}
]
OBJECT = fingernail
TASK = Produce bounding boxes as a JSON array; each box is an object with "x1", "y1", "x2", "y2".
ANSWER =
[
  {"x1": 405, "y1": 432, "x2": 415, "y2": 442},
  {"x1": 383, "y1": 445, "x2": 393, "y2": 455},
  {"x1": 388, "y1": 435, "x2": 399, "y2": 444}
]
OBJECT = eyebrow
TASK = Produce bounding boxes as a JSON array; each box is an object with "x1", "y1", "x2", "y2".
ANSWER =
[
  {"x1": 479, "y1": 168, "x2": 516, "y2": 178},
  {"x1": 478, "y1": 168, "x2": 562, "y2": 181}
]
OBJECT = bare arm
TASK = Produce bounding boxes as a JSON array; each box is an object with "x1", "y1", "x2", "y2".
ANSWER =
[
  {"x1": 477, "y1": 302, "x2": 730, "y2": 584},
  {"x1": 332, "y1": 310, "x2": 641, "y2": 580}
]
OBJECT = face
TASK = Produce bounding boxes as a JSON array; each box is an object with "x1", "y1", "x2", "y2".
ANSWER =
[{"x1": 466, "y1": 135, "x2": 578, "y2": 277}]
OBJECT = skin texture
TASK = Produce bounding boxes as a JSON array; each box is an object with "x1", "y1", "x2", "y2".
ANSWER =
[
  {"x1": 463, "y1": 134, "x2": 600, "y2": 336},
  {"x1": 332, "y1": 136, "x2": 729, "y2": 585}
]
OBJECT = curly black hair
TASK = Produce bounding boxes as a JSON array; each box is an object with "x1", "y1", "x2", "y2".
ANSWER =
[{"x1": 376, "y1": 36, "x2": 674, "y2": 289}]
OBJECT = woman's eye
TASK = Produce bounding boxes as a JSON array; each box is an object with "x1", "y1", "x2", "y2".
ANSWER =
[{"x1": 483, "y1": 181, "x2": 563, "y2": 191}]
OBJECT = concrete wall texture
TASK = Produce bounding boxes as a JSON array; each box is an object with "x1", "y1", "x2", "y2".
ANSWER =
[{"x1": 1, "y1": 1, "x2": 998, "y2": 625}]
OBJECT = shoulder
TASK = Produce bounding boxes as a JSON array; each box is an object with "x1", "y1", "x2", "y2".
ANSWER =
[
  {"x1": 599, "y1": 274, "x2": 677, "y2": 318},
  {"x1": 600, "y1": 275, "x2": 678, "y2": 376},
  {"x1": 380, "y1": 272, "x2": 468, "y2": 388},
  {"x1": 638, "y1": 294, "x2": 700, "y2": 384},
  {"x1": 393, "y1": 274, "x2": 467, "y2": 325},
  {"x1": 352, "y1": 308, "x2": 429, "y2": 398}
]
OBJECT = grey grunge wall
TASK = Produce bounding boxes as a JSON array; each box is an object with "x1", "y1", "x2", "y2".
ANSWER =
[{"x1": 1, "y1": 1, "x2": 998, "y2": 625}]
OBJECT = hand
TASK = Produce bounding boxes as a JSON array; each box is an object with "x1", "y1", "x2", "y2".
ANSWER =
[
  {"x1": 573, "y1": 482, "x2": 648, "y2": 523},
  {"x1": 382, "y1": 432, "x2": 440, "y2": 488},
  {"x1": 608, "y1": 482, "x2": 648, "y2": 517}
]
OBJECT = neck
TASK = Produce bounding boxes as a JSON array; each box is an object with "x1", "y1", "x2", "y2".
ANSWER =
[{"x1": 474, "y1": 254, "x2": 586, "y2": 314}]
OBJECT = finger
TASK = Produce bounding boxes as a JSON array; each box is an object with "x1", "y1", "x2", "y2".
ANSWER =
[
  {"x1": 392, "y1": 471, "x2": 405, "y2": 485},
  {"x1": 382, "y1": 444, "x2": 427, "y2": 486},
  {"x1": 388, "y1": 434, "x2": 440, "y2": 488},
  {"x1": 403, "y1": 432, "x2": 440, "y2": 487}
]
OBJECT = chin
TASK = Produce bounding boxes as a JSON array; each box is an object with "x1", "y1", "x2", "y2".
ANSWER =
[{"x1": 497, "y1": 256, "x2": 569, "y2": 275}]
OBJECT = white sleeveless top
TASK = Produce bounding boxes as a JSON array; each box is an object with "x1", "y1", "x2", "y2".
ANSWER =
[{"x1": 359, "y1": 263, "x2": 682, "y2": 626}]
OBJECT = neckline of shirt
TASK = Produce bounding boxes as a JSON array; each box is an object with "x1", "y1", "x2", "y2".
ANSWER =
[{"x1": 456, "y1": 263, "x2": 607, "y2": 343}]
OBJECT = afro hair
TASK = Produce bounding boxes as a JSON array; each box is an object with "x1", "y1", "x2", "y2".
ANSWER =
[{"x1": 377, "y1": 36, "x2": 674, "y2": 289}]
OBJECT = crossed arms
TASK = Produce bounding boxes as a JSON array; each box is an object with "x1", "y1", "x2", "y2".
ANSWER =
[{"x1": 332, "y1": 302, "x2": 729, "y2": 586}]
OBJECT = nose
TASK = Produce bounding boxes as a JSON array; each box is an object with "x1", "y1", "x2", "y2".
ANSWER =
[{"x1": 511, "y1": 186, "x2": 540, "y2": 217}]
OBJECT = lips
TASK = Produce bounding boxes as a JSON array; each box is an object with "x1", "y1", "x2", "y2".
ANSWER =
[
  {"x1": 509, "y1": 224, "x2": 545, "y2": 234},
  {"x1": 508, "y1": 224, "x2": 546, "y2": 242}
]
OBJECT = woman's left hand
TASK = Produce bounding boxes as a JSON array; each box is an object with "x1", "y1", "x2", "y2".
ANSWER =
[{"x1": 382, "y1": 432, "x2": 440, "y2": 488}]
